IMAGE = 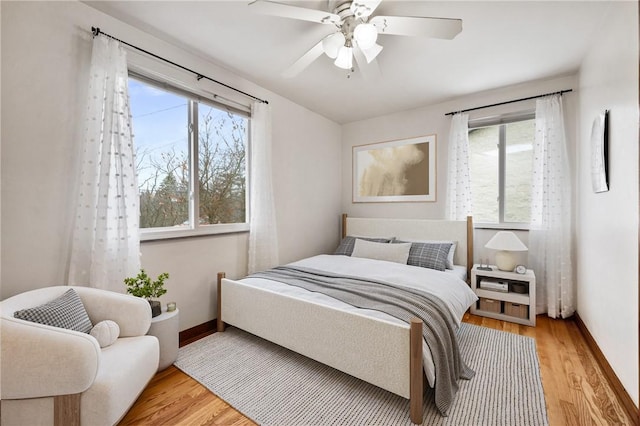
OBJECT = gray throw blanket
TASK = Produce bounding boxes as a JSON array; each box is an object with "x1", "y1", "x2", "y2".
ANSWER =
[{"x1": 249, "y1": 266, "x2": 475, "y2": 416}]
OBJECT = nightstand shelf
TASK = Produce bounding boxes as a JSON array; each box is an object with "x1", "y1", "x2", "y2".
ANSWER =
[{"x1": 470, "y1": 265, "x2": 536, "y2": 326}]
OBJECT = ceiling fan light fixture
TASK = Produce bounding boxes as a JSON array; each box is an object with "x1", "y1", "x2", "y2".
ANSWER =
[
  {"x1": 334, "y1": 44, "x2": 353, "y2": 69},
  {"x1": 361, "y1": 42, "x2": 383, "y2": 63},
  {"x1": 322, "y1": 32, "x2": 346, "y2": 59},
  {"x1": 252, "y1": 0, "x2": 463, "y2": 76},
  {"x1": 353, "y1": 23, "x2": 378, "y2": 49}
]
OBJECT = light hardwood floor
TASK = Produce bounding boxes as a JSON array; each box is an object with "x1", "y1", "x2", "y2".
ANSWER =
[{"x1": 120, "y1": 314, "x2": 634, "y2": 425}]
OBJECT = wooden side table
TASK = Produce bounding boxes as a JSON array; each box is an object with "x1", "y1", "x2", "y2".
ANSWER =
[
  {"x1": 147, "y1": 308, "x2": 179, "y2": 371},
  {"x1": 470, "y1": 265, "x2": 536, "y2": 326}
]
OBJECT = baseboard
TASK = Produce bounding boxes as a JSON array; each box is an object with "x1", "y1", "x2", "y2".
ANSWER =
[
  {"x1": 574, "y1": 313, "x2": 639, "y2": 425},
  {"x1": 179, "y1": 319, "x2": 216, "y2": 347}
]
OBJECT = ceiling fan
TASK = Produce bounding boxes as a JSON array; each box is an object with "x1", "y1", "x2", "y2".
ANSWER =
[{"x1": 249, "y1": 0, "x2": 462, "y2": 78}]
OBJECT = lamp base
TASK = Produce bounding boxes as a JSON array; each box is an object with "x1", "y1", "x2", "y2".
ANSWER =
[{"x1": 495, "y1": 251, "x2": 516, "y2": 272}]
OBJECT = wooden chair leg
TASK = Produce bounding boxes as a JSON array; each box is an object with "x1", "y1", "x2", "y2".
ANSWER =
[
  {"x1": 54, "y1": 393, "x2": 80, "y2": 426},
  {"x1": 409, "y1": 318, "x2": 423, "y2": 424},
  {"x1": 217, "y1": 272, "x2": 226, "y2": 332}
]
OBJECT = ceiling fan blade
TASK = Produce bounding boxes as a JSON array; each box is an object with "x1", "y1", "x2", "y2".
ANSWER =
[
  {"x1": 353, "y1": 46, "x2": 381, "y2": 81},
  {"x1": 360, "y1": 42, "x2": 383, "y2": 63},
  {"x1": 249, "y1": 0, "x2": 341, "y2": 25},
  {"x1": 370, "y1": 15, "x2": 462, "y2": 39},
  {"x1": 350, "y1": 0, "x2": 382, "y2": 19},
  {"x1": 282, "y1": 39, "x2": 326, "y2": 78}
]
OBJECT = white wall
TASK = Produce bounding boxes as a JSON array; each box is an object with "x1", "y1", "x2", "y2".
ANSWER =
[
  {"x1": 576, "y1": 2, "x2": 639, "y2": 405},
  {"x1": 0, "y1": 1, "x2": 342, "y2": 331},
  {"x1": 341, "y1": 74, "x2": 578, "y2": 265}
]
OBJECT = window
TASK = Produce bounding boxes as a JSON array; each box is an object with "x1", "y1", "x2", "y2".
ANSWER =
[
  {"x1": 128, "y1": 74, "x2": 249, "y2": 239},
  {"x1": 468, "y1": 113, "x2": 534, "y2": 227}
]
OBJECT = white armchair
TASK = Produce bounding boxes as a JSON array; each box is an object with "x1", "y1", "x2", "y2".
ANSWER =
[{"x1": 1, "y1": 286, "x2": 160, "y2": 426}]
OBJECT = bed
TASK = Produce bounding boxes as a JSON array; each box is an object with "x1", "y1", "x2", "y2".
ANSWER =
[{"x1": 216, "y1": 214, "x2": 477, "y2": 424}]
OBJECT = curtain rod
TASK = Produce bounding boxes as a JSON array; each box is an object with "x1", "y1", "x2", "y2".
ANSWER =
[
  {"x1": 445, "y1": 89, "x2": 572, "y2": 116},
  {"x1": 91, "y1": 27, "x2": 269, "y2": 105}
]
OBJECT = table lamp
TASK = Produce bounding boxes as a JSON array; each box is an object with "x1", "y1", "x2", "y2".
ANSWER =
[{"x1": 485, "y1": 231, "x2": 528, "y2": 271}]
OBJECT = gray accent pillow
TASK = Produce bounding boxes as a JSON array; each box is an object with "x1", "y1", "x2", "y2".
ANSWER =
[
  {"x1": 14, "y1": 289, "x2": 93, "y2": 333},
  {"x1": 334, "y1": 236, "x2": 392, "y2": 256},
  {"x1": 391, "y1": 238, "x2": 457, "y2": 269},
  {"x1": 394, "y1": 241, "x2": 454, "y2": 272}
]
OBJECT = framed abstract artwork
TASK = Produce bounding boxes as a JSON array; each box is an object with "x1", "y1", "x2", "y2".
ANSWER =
[
  {"x1": 353, "y1": 135, "x2": 436, "y2": 203},
  {"x1": 590, "y1": 110, "x2": 609, "y2": 193}
]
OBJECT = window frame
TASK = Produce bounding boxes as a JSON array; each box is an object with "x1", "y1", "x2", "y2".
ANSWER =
[
  {"x1": 468, "y1": 111, "x2": 535, "y2": 230},
  {"x1": 128, "y1": 71, "x2": 251, "y2": 241}
]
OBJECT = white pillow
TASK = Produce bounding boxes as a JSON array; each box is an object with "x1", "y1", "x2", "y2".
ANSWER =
[
  {"x1": 90, "y1": 320, "x2": 120, "y2": 348},
  {"x1": 351, "y1": 239, "x2": 412, "y2": 264}
]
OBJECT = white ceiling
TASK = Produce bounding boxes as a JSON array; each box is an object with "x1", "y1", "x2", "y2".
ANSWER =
[{"x1": 85, "y1": 1, "x2": 613, "y2": 124}]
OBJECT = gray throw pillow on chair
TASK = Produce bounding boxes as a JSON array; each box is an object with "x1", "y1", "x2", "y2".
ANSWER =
[{"x1": 14, "y1": 288, "x2": 93, "y2": 333}]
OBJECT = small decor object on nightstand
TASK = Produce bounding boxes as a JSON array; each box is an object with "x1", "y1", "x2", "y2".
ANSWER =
[
  {"x1": 167, "y1": 302, "x2": 177, "y2": 312},
  {"x1": 124, "y1": 269, "x2": 169, "y2": 317},
  {"x1": 515, "y1": 264, "x2": 527, "y2": 274},
  {"x1": 477, "y1": 260, "x2": 493, "y2": 271}
]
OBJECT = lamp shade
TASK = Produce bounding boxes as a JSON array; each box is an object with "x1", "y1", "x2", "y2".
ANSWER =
[
  {"x1": 485, "y1": 231, "x2": 527, "y2": 271},
  {"x1": 334, "y1": 45, "x2": 353, "y2": 69},
  {"x1": 322, "y1": 32, "x2": 346, "y2": 59},
  {"x1": 353, "y1": 23, "x2": 378, "y2": 49},
  {"x1": 485, "y1": 231, "x2": 528, "y2": 251}
]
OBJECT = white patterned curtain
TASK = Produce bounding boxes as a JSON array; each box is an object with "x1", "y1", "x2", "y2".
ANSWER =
[
  {"x1": 445, "y1": 113, "x2": 473, "y2": 220},
  {"x1": 248, "y1": 101, "x2": 279, "y2": 274},
  {"x1": 68, "y1": 35, "x2": 140, "y2": 292},
  {"x1": 529, "y1": 95, "x2": 574, "y2": 318}
]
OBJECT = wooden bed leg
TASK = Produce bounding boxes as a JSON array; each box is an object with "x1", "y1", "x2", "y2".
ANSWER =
[
  {"x1": 341, "y1": 213, "x2": 347, "y2": 239},
  {"x1": 217, "y1": 272, "x2": 226, "y2": 332},
  {"x1": 54, "y1": 393, "x2": 80, "y2": 426},
  {"x1": 410, "y1": 318, "x2": 423, "y2": 424}
]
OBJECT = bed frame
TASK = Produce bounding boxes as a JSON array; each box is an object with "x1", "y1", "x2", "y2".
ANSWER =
[{"x1": 216, "y1": 214, "x2": 473, "y2": 424}]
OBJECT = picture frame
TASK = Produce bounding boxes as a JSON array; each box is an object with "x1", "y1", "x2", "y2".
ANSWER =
[
  {"x1": 352, "y1": 134, "x2": 436, "y2": 203},
  {"x1": 590, "y1": 110, "x2": 609, "y2": 193}
]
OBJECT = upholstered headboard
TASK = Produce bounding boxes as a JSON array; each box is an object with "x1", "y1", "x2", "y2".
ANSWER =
[{"x1": 342, "y1": 214, "x2": 474, "y2": 277}]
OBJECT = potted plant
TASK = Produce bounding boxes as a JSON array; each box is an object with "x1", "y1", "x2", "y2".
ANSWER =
[{"x1": 124, "y1": 269, "x2": 169, "y2": 317}]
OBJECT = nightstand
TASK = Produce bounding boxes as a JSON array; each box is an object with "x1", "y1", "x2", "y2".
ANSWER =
[
  {"x1": 470, "y1": 265, "x2": 536, "y2": 326},
  {"x1": 147, "y1": 307, "x2": 179, "y2": 371}
]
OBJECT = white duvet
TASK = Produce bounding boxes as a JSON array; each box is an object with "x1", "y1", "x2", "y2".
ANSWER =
[{"x1": 240, "y1": 254, "x2": 478, "y2": 386}]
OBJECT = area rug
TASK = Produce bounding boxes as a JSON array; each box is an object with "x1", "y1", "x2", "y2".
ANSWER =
[{"x1": 175, "y1": 323, "x2": 548, "y2": 426}]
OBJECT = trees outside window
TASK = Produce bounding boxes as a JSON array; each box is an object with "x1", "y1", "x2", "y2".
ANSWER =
[{"x1": 129, "y1": 76, "x2": 248, "y2": 236}]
